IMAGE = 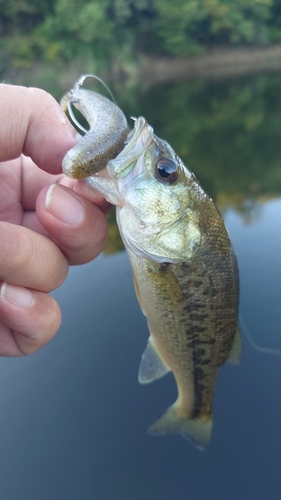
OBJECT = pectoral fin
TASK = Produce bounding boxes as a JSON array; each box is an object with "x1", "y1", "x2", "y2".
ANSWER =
[
  {"x1": 138, "y1": 337, "x2": 170, "y2": 384},
  {"x1": 227, "y1": 329, "x2": 241, "y2": 365}
]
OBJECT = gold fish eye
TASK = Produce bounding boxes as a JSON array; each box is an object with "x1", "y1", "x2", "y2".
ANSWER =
[{"x1": 154, "y1": 158, "x2": 179, "y2": 184}]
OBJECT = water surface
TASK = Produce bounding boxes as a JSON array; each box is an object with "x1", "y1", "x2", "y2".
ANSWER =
[{"x1": 1, "y1": 71, "x2": 281, "y2": 499}]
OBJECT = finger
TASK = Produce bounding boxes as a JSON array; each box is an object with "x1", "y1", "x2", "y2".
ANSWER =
[
  {"x1": 0, "y1": 222, "x2": 68, "y2": 292},
  {"x1": 0, "y1": 84, "x2": 78, "y2": 174},
  {"x1": 21, "y1": 154, "x2": 63, "y2": 210},
  {"x1": 22, "y1": 211, "x2": 51, "y2": 237},
  {"x1": 20, "y1": 154, "x2": 110, "y2": 214},
  {"x1": 0, "y1": 282, "x2": 61, "y2": 356},
  {"x1": 60, "y1": 177, "x2": 112, "y2": 215},
  {"x1": 36, "y1": 184, "x2": 108, "y2": 265}
]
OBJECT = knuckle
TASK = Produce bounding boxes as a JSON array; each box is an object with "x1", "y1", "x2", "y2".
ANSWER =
[
  {"x1": 0, "y1": 225, "x2": 33, "y2": 281},
  {"x1": 0, "y1": 223, "x2": 68, "y2": 290},
  {"x1": 15, "y1": 231, "x2": 35, "y2": 270},
  {"x1": 14, "y1": 296, "x2": 62, "y2": 355}
]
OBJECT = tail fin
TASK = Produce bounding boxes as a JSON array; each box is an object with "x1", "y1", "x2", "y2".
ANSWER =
[{"x1": 148, "y1": 404, "x2": 213, "y2": 450}]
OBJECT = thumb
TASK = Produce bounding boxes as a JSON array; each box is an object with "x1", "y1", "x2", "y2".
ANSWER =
[{"x1": 0, "y1": 84, "x2": 78, "y2": 174}]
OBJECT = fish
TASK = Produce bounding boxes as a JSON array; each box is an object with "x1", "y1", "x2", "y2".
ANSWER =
[
  {"x1": 62, "y1": 86, "x2": 240, "y2": 449},
  {"x1": 60, "y1": 76, "x2": 128, "y2": 179}
]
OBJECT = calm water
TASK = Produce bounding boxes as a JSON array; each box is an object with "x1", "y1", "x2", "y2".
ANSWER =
[{"x1": 1, "y1": 71, "x2": 281, "y2": 499}]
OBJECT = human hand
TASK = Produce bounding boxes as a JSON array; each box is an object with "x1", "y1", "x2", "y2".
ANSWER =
[{"x1": 0, "y1": 84, "x2": 110, "y2": 356}]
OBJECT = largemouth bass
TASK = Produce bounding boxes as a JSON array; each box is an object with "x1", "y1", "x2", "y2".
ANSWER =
[{"x1": 62, "y1": 85, "x2": 240, "y2": 448}]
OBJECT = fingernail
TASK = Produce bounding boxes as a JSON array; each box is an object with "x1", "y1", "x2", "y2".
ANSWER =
[
  {"x1": 0, "y1": 282, "x2": 33, "y2": 307},
  {"x1": 45, "y1": 184, "x2": 84, "y2": 225}
]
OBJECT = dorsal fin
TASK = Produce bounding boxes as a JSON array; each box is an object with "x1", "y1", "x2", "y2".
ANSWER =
[{"x1": 138, "y1": 337, "x2": 170, "y2": 384}]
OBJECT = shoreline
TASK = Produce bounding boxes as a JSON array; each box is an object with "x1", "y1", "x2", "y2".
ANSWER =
[
  {"x1": 5, "y1": 43, "x2": 281, "y2": 91},
  {"x1": 135, "y1": 44, "x2": 281, "y2": 84}
]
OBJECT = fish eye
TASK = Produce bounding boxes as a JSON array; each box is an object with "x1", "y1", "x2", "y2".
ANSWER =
[{"x1": 154, "y1": 158, "x2": 179, "y2": 184}]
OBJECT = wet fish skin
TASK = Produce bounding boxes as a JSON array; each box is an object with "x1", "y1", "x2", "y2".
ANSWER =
[
  {"x1": 84, "y1": 117, "x2": 240, "y2": 447},
  {"x1": 128, "y1": 193, "x2": 239, "y2": 446},
  {"x1": 62, "y1": 103, "x2": 240, "y2": 447}
]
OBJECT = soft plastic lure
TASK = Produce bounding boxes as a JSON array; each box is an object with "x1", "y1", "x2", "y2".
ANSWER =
[{"x1": 61, "y1": 74, "x2": 128, "y2": 179}]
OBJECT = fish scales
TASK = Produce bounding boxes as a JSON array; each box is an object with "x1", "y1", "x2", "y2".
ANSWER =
[
  {"x1": 61, "y1": 87, "x2": 240, "y2": 448},
  {"x1": 127, "y1": 194, "x2": 238, "y2": 424}
]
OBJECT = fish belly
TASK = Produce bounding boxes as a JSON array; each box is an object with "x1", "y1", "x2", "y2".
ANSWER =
[{"x1": 126, "y1": 236, "x2": 239, "y2": 447}]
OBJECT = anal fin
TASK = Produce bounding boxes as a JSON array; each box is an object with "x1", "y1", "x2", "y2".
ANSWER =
[
  {"x1": 227, "y1": 329, "x2": 241, "y2": 365},
  {"x1": 138, "y1": 337, "x2": 170, "y2": 384}
]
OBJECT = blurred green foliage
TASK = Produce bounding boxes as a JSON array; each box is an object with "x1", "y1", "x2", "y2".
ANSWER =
[
  {"x1": 134, "y1": 73, "x2": 281, "y2": 201},
  {"x1": 2, "y1": 0, "x2": 281, "y2": 67},
  {"x1": 102, "y1": 72, "x2": 281, "y2": 252},
  {"x1": 2, "y1": 1, "x2": 281, "y2": 252},
  {"x1": 7, "y1": 64, "x2": 279, "y2": 252}
]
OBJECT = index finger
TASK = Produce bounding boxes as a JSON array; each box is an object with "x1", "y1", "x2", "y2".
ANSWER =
[{"x1": 0, "y1": 84, "x2": 77, "y2": 174}]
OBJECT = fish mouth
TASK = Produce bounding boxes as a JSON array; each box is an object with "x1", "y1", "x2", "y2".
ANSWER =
[{"x1": 107, "y1": 116, "x2": 154, "y2": 183}]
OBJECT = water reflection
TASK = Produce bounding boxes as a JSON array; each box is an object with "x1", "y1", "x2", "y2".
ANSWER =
[
  {"x1": 2, "y1": 70, "x2": 281, "y2": 498},
  {"x1": 8, "y1": 69, "x2": 281, "y2": 209},
  {"x1": 101, "y1": 73, "x2": 281, "y2": 252},
  {"x1": 0, "y1": 195, "x2": 281, "y2": 499},
  {"x1": 119, "y1": 74, "x2": 281, "y2": 202},
  {"x1": 226, "y1": 196, "x2": 281, "y2": 350}
]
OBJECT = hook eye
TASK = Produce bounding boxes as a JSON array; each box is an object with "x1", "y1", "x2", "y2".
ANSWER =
[
  {"x1": 66, "y1": 74, "x2": 120, "y2": 135},
  {"x1": 73, "y1": 74, "x2": 117, "y2": 105}
]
